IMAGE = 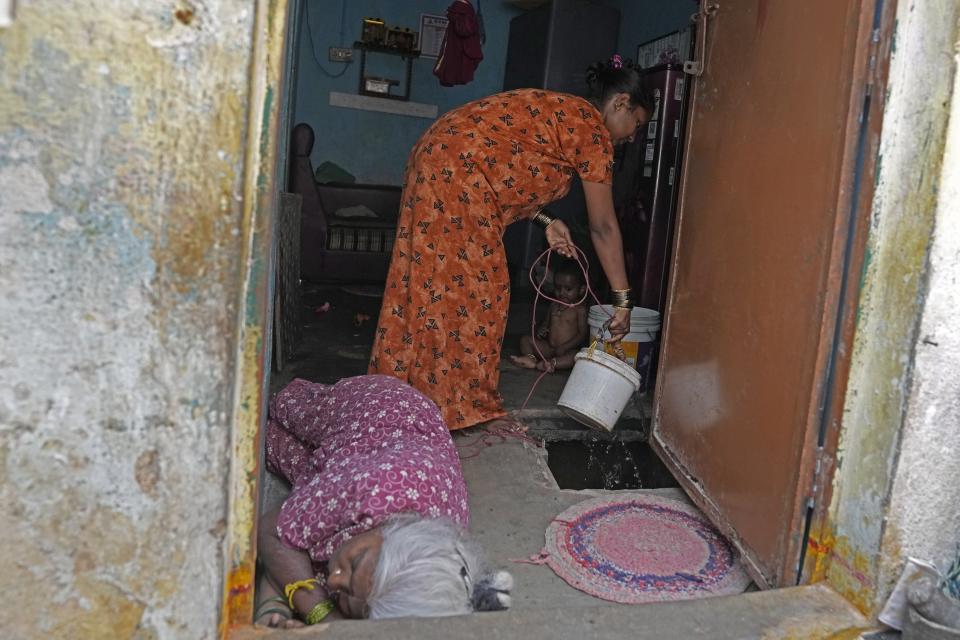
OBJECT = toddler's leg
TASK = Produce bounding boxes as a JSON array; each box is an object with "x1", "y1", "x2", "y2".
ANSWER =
[
  {"x1": 510, "y1": 335, "x2": 553, "y2": 369},
  {"x1": 551, "y1": 350, "x2": 578, "y2": 370}
]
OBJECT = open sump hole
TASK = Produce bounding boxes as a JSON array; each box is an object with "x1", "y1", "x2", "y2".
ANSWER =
[{"x1": 546, "y1": 440, "x2": 680, "y2": 490}]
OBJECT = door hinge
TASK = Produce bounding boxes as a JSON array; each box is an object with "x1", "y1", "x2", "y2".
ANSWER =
[
  {"x1": 684, "y1": 3, "x2": 720, "y2": 77},
  {"x1": 865, "y1": 27, "x2": 881, "y2": 98}
]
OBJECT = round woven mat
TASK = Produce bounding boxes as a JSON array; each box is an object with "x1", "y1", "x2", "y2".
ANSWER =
[{"x1": 544, "y1": 493, "x2": 750, "y2": 603}]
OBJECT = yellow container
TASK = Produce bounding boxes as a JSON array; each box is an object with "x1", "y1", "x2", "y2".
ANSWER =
[{"x1": 587, "y1": 305, "x2": 661, "y2": 389}]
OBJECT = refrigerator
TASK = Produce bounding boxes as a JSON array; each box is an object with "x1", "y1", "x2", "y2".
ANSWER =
[{"x1": 617, "y1": 63, "x2": 691, "y2": 313}]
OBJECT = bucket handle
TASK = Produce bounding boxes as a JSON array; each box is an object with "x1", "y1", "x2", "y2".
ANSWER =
[
  {"x1": 587, "y1": 318, "x2": 611, "y2": 357},
  {"x1": 589, "y1": 317, "x2": 628, "y2": 363}
]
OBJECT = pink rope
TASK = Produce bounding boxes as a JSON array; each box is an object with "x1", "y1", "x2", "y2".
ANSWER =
[
  {"x1": 516, "y1": 245, "x2": 615, "y2": 413},
  {"x1": 455, "y1": 244, "x2": 620, "y2": 458},
  {"x1": 507, "y1": 519, "x2": 575, "y2": 565},
  {"x1": 456, "y1": 417, "x2": 542, "y2": 459},
  {"x1": 509, "y1": 550, "x2": 551, "y2": 565}
]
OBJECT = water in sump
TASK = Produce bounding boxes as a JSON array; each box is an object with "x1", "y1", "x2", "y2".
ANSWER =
[
  {"x1": 545, "y1": 437, "x2": 678, "y2": 490},
  {"x1": 581, "y1": 436, "x2": 644, "y2": 490}
]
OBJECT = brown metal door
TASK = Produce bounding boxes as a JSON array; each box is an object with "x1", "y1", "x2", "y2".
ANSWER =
[{"x1": 652, "y1": 0, "x2": 877, "y2": 586}]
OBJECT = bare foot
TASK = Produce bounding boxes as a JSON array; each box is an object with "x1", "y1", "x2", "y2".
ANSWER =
[{"x1": 509, "y1": 354, "x2": 538, "y2": 369}]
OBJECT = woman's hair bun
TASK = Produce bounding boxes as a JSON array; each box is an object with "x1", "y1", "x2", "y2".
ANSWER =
[{"x1": 585, "y1": 56, "x2": 653, "y2": 113}]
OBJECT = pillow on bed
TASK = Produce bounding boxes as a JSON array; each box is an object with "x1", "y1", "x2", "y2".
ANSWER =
[{"x1": 334, "y1": 204, "x2": 378, "y2": 219}]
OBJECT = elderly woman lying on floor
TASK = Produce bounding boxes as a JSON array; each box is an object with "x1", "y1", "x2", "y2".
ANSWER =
[{"x1": 256, "y1": 374, "x2": 513, "y2": 627}]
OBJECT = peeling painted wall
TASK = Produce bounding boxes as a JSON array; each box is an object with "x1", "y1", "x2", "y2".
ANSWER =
[
  {"x1": 0, "y1": 1, "x2": 256, "y2": 638},
  {"x1": 827, "y1": 0, "x2": 960, "y2": 615},
  {"x1": 878, "y1": 20, "x2": 960, "y2": 597}
]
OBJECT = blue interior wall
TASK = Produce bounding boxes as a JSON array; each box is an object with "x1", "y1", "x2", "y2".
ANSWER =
[
  {"x1": 614, "y1": 0, "x2": 698, "y2": 59},
  {"x1": 294, "y1": 0, "x2": 521, "y2": 185},
  {"x1": 292, "y1": 0, "x2": 695, "y2": 186}
]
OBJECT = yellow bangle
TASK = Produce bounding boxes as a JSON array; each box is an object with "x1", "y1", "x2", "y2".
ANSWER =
[
  {"x1": 306, "y1": 599, "x2": 335, "y2": 625},
  {"x1": 283, "y1": 578, "x2": 319, "y2": 609}
]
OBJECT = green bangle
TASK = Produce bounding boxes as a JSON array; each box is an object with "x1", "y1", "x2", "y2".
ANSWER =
[{"x1": 306, "y1": 599, "x2": 335, "y2": 625}]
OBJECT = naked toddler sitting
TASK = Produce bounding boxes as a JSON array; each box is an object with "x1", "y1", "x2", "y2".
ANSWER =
[{"x1": 510, "y1": 261, "x2": 588, "y2": 372}]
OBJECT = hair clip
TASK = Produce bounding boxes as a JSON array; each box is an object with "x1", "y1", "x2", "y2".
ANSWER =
[{"x1": 611, "y1": 54, "x2": 623, "y2": 69}]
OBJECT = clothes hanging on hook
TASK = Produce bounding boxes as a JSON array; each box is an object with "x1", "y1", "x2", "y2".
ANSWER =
[{"x1": 433, "y1": 0, "x2": 484, "y2": 87}]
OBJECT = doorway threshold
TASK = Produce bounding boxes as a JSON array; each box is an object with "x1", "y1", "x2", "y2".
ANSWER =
[
  {"x1": 238, "y1": 584, "x2": 869, "y2": 640},
  {"x1": 248, "y1": 425, "x2": 870, "y2": 639}
]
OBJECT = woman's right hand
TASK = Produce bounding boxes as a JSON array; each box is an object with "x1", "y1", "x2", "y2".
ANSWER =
[
  {"x1": 606, "y1": 307, "x2": 631, "y2": 343},
  {"x1": 544, "y1": 219, "x2": 575, "y2": 259}
]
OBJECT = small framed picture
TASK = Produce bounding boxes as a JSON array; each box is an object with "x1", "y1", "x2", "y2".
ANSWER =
[
  {"x1": 418, "y1": 13, "x2": 448, "y2": 58},
  {"x1": 636, "y1": 28, "x2": 694, "y2": 69}
]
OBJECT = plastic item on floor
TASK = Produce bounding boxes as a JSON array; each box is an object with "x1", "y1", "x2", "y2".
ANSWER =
[
  {"x1": 538, "y1": 493, "x2": 751, "y2": 603},
  {"x1": 587, "y1": 305, "x2": 661, "y2": 389},
  {"x1": 557, "y1": 347, "x2": 641, "y2": 432},
  {"x1": 879, "y1": 558, "x2": 941, "y2": 630},
  {"x1": 353, "y1": 313, "x2": 371, "y2": 328}
]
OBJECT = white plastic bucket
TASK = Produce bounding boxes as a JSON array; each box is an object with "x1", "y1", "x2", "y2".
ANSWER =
[
  {"x1": 587, "y1": 305, "x2": 661, "y2": 389},
  {"x1": 557, "y1": 348, "x2": 642, "y2": 431}
]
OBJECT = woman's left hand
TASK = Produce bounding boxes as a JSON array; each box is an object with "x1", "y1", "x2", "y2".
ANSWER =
[{"x1": 545, "y1": 220, "x2": 576, "y2": 259}]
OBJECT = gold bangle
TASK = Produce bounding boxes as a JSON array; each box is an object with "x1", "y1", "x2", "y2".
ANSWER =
[
  {"x1": 611, "y1": 286, "x2": 633, "y2": 310},
  {"x1": 533, "y1": 210, "x2": 557, "y2": 228}
]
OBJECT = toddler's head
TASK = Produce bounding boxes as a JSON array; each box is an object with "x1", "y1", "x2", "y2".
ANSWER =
[{"x1": 553, "y1": 261, "x2": 586, "y2": 304}]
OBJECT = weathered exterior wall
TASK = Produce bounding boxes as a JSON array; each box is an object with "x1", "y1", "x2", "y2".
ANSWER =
[
  {"x1": 826, "y1": 0, "x2": 960, "y2": 615},
  {"x1": 0, "y1": 2, "x2": 256, "y2": 638},
  {"x1": 878, "y1": 19, "x2": 960, "y2": 598}
]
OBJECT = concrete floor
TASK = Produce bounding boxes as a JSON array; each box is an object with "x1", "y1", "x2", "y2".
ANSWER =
[
  {"x1": 255, "y1": 284, "x2": 872, "y2": 638},
  {"x1": 256, "y1": 433, "x2": 870, "y2": 639},
  {"x1": 456, "y1": 436, "x2": 691, "y2": 611}
]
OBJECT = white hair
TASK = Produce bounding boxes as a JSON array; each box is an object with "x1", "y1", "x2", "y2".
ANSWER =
[{"x1": 367, "y1": 515, "x2": 513, "y2": 619}]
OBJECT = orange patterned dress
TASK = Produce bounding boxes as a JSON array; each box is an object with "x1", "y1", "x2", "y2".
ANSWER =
[{"x1": 369, "y1": 89, "x2": 614, "y2": 430}]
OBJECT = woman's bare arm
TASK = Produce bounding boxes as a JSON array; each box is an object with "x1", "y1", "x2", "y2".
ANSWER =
[
  {"x1": 582, "y1": 180, "x2": 631, "y2": 340},
  {"x1": 258, "y1": 508, "x2": 327, "y2": 617},
  {"x1": 582, "y1": 180, "x2": 629, "y2": 290}
]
